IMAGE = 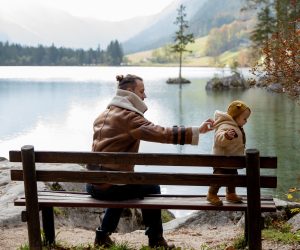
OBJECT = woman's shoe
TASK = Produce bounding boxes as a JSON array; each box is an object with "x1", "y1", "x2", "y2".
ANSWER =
[{"x1": 94, "y1": 228, "x2": 114, "y2": 247}]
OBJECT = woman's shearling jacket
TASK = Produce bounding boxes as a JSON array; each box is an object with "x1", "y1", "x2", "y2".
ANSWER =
[
  {"x1": 213, "y1": 110, "x2": 246, "y2": 156},
  {"x1": 92, "y1": 89, "x2": 200, "y2": 171}
]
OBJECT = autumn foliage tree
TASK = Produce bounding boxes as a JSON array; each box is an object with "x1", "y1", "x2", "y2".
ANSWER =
[
  {"x1": 248, "y1": 0, "x2": 300, "y2": 98},
  {"x1": 251, "y1": 22, "x2": 300, "y2": 96}
]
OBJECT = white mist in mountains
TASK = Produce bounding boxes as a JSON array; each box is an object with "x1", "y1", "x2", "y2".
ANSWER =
[{"x1": 0, "y1": 0, "x2": 157, "y2": 49}]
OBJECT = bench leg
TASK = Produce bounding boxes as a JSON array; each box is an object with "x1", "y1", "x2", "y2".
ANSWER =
[
  {"x1": 244, "y1": 211, "x2": 248, "y2": 244},
  {"x1": 246, "y1": 149, "x2": 262, "y2": 250},
  {"x1": 42, "y1": 207, "x2": 55, "y2": 245}
]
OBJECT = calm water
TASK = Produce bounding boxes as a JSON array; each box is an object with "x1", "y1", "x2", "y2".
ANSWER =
[{"x1": 0, "y1": 66, "x2": 299, "y2": 216}]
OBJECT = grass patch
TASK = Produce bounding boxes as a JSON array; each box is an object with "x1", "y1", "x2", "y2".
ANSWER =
[
  {"x1": 198, "y1": 243, "x2": 228, "y2": 250},
  {"x1": 232, "y1": 235, "x2": 247, "y2": 250},
  {"x1": 53, "y1": 207, "x2": 67, "y2": 217},
  {"x1": 262, "y1": 222, "x2": 300, "y2": 244},
  {"x1": 161, "y1": 209, "x2": 175, "y2": 223},
  {"x1": 231, "y1": 221, "x2": 300, "y2": 249},
  {"x1": 50, "y1": 182, "x2": 65, "y2": 191},
  {"x1": 18, "y1": 244, "x2": 30, "y2": 250}
]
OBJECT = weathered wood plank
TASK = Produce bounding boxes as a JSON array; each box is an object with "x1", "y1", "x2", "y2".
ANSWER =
[
  {"x1": 9, "y1": 150, "x2": 277, "y2": 169},
  {"x1": 10, "y1": 170, "x2": 277, "y2": 188},
  {"x1": 35, "y1": 191, "x2": 276, "y2": 200},
  {"x1": 14, "y1": 195, "x2": 276, "y2": 212}
]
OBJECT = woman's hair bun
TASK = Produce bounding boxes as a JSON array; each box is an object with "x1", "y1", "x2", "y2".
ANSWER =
[{"x1": 116, "y1": 75, "x2": 124, "y2": 82}]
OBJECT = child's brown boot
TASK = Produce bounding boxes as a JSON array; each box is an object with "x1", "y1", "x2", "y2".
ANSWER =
[
  {"x1": 207, "y1": 192, "x2": 223, "y2": 206},
  {"x1": 226, "y1": 193, "x2": 243, "y2": 203}
]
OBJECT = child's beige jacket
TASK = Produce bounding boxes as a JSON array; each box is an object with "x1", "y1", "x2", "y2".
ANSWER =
[{"x1": 213, "y1": 110, "x2": 246, "y2": 156}]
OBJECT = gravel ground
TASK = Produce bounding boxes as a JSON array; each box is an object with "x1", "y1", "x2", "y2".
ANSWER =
[{"x1": 1, "y1": 224, "x2": 299, "y2": 250}]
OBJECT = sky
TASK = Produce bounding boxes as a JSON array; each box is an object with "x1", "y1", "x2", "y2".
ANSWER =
[{"x1": 2, "y1": 0, "x2": 176, "y2": 21}]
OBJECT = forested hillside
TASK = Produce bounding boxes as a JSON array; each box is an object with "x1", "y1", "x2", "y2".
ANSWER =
[
  {"x1": 126, "y1": 17, "x2": 254, "y2": 67},
  {"x1": 123, "y1": 0, "x2": 253, "y2": 54},
  {"x1": 0, "y1": 40, "x2": 123, "y2": 66}
]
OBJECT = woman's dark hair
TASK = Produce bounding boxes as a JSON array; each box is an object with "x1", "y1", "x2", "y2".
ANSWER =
[{"x1": 116, "y1": 74, "x2": 143, "y2": 90}]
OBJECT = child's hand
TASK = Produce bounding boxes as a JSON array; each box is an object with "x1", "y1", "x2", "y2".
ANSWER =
[{"x1": 225, "y1": 129, "x2": 238, "y2": 140}]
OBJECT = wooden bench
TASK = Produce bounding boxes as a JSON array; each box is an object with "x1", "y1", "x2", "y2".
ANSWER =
[{"x1": 9, "y1": 145, "x2": 277, "y2": 250}]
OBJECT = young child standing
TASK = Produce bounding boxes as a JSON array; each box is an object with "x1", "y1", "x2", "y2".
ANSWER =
[{"x1": 207, "y1": 100, "x2": 251, "y2": 206}]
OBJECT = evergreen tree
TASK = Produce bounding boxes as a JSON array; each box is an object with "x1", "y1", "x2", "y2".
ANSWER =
[
  {"x1": 171, "y1": 4, "x2": 194, "y2": 85},
  {"x1": 106, "y1": 40, "x2": 123, "y2": 66},
  {"x1": 34, "y1": 45, "x2": 46, "y2": 65},
  {"x1": 48, "y1": 43, "x2": 59, "y2": 65},
  {"x1": 250, "y1": 1, "x2": 276, "y2": 48}
]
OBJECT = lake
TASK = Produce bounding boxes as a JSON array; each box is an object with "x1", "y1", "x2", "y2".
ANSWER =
[{"x1": 0, "y1": 66, "x2": 299, "y2": 216}]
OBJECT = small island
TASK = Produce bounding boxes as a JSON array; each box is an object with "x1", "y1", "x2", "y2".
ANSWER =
[{"x1": 166, "y1": 77, "x2": 191, "y2": 84}]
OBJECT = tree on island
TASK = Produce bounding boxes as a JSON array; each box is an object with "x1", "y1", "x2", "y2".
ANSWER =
[{"x1": 167, "y1": 4, "x2": 194, "y2": 87}]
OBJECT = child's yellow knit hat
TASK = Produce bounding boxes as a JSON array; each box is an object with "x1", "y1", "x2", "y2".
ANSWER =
[{"x1": 227, "y1": 100, "x2": 250, "y2": 119}]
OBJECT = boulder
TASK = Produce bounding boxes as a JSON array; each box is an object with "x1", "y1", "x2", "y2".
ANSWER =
[
  {"x1": 163, "y1": 210, "x2": 243, "y2": 231},
  {"x1": 266, "y1": 83, "x2": 283, "y2": 93},
  {"x1": 288, "y1": 213, "x2": 300, "y2": 232},
  {"x1": 206, "y1": 73, "x2": 249, "y2": 90},
  {"x1": 273, "y1": 198, "x2": 300, "y2": 210}
]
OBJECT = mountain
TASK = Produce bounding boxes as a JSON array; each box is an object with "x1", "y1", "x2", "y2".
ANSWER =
[
  {"x1": 122, "y1": 0, "x2": 207, "y2": 54},
  {"x1": 0, "y1": 2, "x2": 156, "y2": 49},
  {"x1": 123, "y1": 0, "x2": 252, "y2": 54},
  {"x1": 189, "y1": 0, "x2": 249, "y2": 37},
  {"x1": 0, "y1": 0, "x2": 254, "y2": 53}
]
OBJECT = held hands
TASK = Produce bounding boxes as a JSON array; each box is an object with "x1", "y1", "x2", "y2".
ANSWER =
[
  {"x1": 225, "y1": 128, "x2": 238, "y2": 140},
  {"x1": 199, "y1": 119, "x2": 215, "y2": 134}
]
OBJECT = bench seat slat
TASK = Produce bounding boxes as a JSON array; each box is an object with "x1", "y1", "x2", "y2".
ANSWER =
[
  {"x1": 36, "y1": 191, "x2": 275, "y2": 201},
  {"x1": 14, "y1": 192, "x2": 276, "y2": 212}
]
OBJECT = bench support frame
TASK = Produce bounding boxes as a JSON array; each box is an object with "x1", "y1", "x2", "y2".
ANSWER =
[{"x1": 16, "y1": 146, "x2": 274, "y2": 250}]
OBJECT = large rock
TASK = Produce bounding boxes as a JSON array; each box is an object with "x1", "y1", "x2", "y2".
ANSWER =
[
  {"x1": 266, "y1": 83, "x2": 283, "y2": 93},
  {"x1": 0, "y1": 159, "x2": 29, "y2": 227},
  {"x1": 288, "y1": 213, "x2": 300, "y2": 232},
  {"x1": 206, "y1": 73, "x2": 249, "y2": 90},
  {"x1": 274, "y1": 198, "x2": 300, "y2": 210},
  {"x1": 163, "y1": 210, "x2": 243, "y2": 231}
]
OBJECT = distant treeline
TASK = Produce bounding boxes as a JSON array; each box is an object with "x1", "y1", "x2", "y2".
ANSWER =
[{"x1": 0, "y1": 40, "x2": 124, "y2": 66}]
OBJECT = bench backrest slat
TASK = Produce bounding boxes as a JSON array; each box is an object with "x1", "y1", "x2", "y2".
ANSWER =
[
  {"x1": 9, "y1": 151, "x2": 277, "y2": 169},
  {"x1": 10, "y1": 169, "x2": 277, "y2": 188}
]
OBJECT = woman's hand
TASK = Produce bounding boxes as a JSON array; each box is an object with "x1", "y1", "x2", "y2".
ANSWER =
[{"x1": 199, "y1": 119, "x2": 214, "y2": 133}]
